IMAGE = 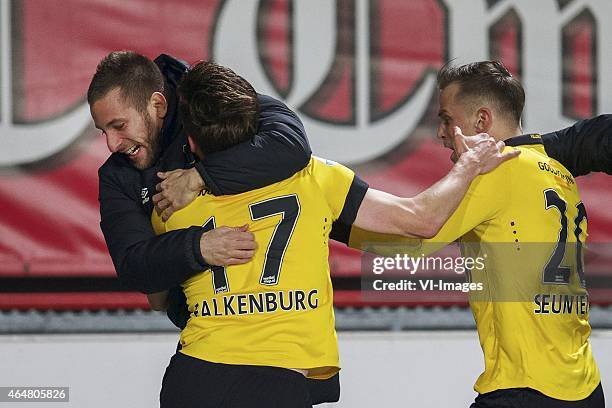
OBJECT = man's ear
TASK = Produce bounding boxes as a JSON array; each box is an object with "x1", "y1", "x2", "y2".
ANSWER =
[
  {"x1": 188, "y1": 135, "x2": 204, "y2": 160},
  {"x1": 475, "y1": 107, "x2": 493, "y2": 133},
  {"x1": 150, "y1": 92, "x2": 168, "y2": 119}
]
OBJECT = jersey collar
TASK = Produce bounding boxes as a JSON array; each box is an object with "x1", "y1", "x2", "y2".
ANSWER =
[{"x1": 504, "y1": 133, "x2": 543, "y2": 147}]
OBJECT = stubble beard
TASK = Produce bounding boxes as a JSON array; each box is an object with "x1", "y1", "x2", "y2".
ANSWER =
[{"x1": 133, "y1": 112, "x2": 162, "y2": 170}]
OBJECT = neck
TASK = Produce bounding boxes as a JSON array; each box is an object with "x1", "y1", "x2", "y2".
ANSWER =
[{"x1": 487, "y1": 124, "x2": 523, "y2": 142}]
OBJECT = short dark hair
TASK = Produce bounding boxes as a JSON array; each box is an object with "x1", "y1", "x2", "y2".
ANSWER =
[
  {"x1": 87, "y1": 51, "x2": 164, "y2": 113},
  {"x1": 178, "y1": 61, "x2": 259, "y2": 155},
  {"x1": 437, "y1": 60, "x2": 525, "y2": 125}
]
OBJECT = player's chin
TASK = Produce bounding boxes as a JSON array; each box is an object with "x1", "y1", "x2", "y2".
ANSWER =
[{"x1": 132, "y1": 153, "x2": 155, "y2": 170}]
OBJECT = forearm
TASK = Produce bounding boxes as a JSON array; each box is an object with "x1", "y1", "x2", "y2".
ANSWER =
[
  {"x1": 402, "y1": 158, "x2": 479, "y2": 237},
  {"x1": 353, "y1": 130, "x2": 516, "y2": 239},
  {"x1": 99, "y1": 168, "x2": 208, "y2": 294},
  {"x1": 354, "y1": 158, "x2": 478, "y2": 238},
  {"x1": 196, "y1": 95, "x2": 311, "y2": 195},
  {"x1": 109, "y1": 227, "x2": 206, "y2": 294}
]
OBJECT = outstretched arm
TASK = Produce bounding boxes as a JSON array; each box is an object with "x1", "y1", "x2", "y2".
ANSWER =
[{"x1": 353, "y1": 129, "x2": 519, "y2": 238}]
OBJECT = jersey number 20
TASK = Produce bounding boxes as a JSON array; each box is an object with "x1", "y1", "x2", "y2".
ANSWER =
[{"x1": 543, "y1": 189, "x2": 587, "y2": 287}]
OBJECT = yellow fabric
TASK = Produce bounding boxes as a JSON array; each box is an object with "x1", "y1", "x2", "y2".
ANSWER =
[
  {"x1": 152, "y1": 157, "x2": 355, "y2": 379},
  {"x1": 351, "y1": 140, "x2": 599, "y2": 400}
]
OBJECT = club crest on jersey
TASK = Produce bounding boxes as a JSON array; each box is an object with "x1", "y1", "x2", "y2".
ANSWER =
[{"x1": 314, "y1": 156, "x2": 338, "y2": 167}]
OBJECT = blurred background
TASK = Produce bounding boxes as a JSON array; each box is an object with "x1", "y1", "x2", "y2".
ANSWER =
[{"x1": 0, "y1": 0, "x2": 611, "y2": 406}]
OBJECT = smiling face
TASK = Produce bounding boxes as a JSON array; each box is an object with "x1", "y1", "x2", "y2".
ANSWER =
[{"x1": 91, "y1": 87, "x2": 163, "y2": 170}]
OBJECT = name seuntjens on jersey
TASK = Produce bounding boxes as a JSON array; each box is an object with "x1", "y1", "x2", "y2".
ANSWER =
[
  {"x1": 191, "y1": 289, "x2": 319, "y2": 318},
  {"x1": 533, "y1": 293, "x2": 589, "y2": 315}
]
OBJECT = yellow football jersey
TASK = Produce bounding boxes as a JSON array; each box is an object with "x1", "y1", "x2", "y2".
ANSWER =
[
  {"x1": 351, "y1": 135, "x2": 599, "y2": 400},
  {"x1": 152, "y1": 157, "x2": 366, "y2": 379}
]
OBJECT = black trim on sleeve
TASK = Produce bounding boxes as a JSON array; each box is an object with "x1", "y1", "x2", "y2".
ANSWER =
[{"x1": 330, "y1": 176, "x2": 369, "y2": 245}]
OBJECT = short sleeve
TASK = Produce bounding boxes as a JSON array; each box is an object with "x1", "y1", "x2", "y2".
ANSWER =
[{"x1": 312, "y1": 156, "x2": 369, "y2": 223}]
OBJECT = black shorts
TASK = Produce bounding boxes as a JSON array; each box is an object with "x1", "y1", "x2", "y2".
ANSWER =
[
  {"x1": 160, "y1": 352, "x2": 312, "y2": 408},
  {"x1": 172, "y1": 341, "x2": 339, "y2": 405},
  {"x1": 470, "y1": 383, "x2": 605, "y2": 408}
]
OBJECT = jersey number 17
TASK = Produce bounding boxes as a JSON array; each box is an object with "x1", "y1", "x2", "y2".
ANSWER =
[{"x1": 202, "y1": 194, "x2": 301, "y2": 294}]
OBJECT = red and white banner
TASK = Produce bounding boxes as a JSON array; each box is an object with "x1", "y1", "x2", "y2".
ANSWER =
[{"x1": 0, "y1": 0, "x2": 610, "y2": 306}]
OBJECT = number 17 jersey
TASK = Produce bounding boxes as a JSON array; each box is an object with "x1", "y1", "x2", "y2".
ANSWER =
[{"x1": 152, "y1": 157, "x2": 367, "y2": 379}]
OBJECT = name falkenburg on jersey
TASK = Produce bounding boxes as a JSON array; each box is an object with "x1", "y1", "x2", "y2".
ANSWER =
[{"x1": 191, "y1": 290, "x2": 319, "y2": 317}]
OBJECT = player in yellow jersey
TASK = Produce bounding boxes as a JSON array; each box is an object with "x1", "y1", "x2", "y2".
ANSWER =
[
  {"x1": 152, "y1": 61, "x2": 517, "y2": 408},
  {"x1": 392, "y1": 61, "x2": 603, "y2": 407}
]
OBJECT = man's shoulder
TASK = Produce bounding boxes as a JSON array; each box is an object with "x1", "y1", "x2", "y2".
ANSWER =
[
  {"x1": 256, "y1": 94, "x2": 302, "y2": 127},
  {"x1": 513, "y1": 143, "x2": 573, "y2": 177}
]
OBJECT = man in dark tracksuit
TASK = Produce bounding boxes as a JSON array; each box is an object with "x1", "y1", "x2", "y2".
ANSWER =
[
  {"x1": 92, "y1": 52, "x2": 340, "y2": 403},
  {"x1": 93, "y1": 53, "x2": 612, "y2": 404}
]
